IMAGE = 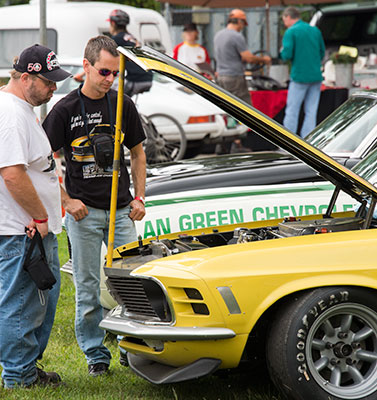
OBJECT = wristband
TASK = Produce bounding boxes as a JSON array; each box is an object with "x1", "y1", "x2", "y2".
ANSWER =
[
  {"x1": 33, "y1": 218, "x2": 48, "y2": 224},
  {"x1": 134, "y1": 196, "x2": 145, "y2": 205}
]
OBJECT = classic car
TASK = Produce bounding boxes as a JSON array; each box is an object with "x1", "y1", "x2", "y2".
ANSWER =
[{"x1": 99, "y1": 47, "x2": 377, "y2": 400}]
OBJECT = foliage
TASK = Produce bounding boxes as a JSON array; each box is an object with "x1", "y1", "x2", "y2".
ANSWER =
[
  {"x1": 330, "y1": 52, "x2": 358, "y2": 64},
  {"x1": 0, "y1": 0, "x2": 162, "y2": 12}
]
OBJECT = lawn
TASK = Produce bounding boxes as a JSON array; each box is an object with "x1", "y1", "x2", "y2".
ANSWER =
[{"x1": 0, "y1": 232, "x2": 281, "y2": 400}]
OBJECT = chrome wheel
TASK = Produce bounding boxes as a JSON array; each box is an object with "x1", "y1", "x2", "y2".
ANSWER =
[{"x1": 306, "y1": 303, "x2": 377, "y2": 399}]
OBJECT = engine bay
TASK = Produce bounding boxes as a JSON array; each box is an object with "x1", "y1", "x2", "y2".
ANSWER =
[{"x1": 116, "y1": 216, "x2": 365, "y2": 269}]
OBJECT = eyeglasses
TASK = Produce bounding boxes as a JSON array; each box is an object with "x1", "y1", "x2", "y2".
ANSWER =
[
  {"x1": 35, "y1": 74, "x2": 56, "y2": 88},
  {"x1": 91, "y1": 64, "x2": 119, "y2": 77}
]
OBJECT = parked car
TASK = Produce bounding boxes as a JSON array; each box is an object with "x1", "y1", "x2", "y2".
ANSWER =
[
  {"x1": 37, "y1": 61, "x2": 247, "y2": 158},
  {"x1": 99, "y1": 46, "x2": 377, "y2": 400}
]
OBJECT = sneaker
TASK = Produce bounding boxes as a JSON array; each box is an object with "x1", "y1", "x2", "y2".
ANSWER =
[{"x1": 88, "y1": 363, "x2": 109, "y2": 377}]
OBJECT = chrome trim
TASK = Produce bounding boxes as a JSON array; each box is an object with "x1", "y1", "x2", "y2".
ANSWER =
[
  {"x1": 217, "y1": 286, "x2": 241, "y2": 314},
  {"x1": 99, "y1": 312, "x2": 236, "y2": 340},
  {"x1": 130, "y1": 271, "x2": 177, "y2": 326}
]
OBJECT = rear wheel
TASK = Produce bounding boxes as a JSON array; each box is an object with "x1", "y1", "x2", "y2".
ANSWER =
[
  {"x1": 145, "y1": 113, "x2": 187, "y2": 164},
  {"x1": 266, "y1": 287, "x2": 377, "y2": 400}
]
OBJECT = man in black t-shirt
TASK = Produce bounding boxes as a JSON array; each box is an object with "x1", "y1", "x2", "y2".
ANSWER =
[
  {"x1": 108, "y1": 9, "x2": 153, "y2": 96},
  {"x1": 43, "y1": 36, "x2": 146, "y2": 377}
]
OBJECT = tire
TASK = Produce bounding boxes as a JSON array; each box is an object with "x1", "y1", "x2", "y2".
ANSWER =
[
  {"x1": 266, "y1": 287, "x2": 377, "y2": 400},
  {"x1": 146, "y1": 113, "x2": 187, "y2": 164}
]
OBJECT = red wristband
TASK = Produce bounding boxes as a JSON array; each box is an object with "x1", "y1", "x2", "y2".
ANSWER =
[
  {"x1": 134, "y1": 196, "x2": 145, "y2": 205},
  {"x1": 33, "y1": 218, "x2": 48, "y2": 224}
]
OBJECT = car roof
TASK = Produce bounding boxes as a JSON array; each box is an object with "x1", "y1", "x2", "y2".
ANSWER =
[{"x1": 118, "y1": 46, "x2": 377, "y2": 204}]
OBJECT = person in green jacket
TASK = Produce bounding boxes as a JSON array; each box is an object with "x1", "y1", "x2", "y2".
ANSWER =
[{"x1": 280, "y1": 7, "x2": 325, "y2": 138}]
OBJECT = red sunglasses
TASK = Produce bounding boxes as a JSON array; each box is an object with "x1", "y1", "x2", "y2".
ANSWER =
[{"x1": 91, "y1": 64, "x2": 119, "y2": 77}]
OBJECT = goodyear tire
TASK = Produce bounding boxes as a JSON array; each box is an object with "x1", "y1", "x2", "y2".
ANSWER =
[{"x1": 266, "y1": 287, "x2": 377, "y2": 400}]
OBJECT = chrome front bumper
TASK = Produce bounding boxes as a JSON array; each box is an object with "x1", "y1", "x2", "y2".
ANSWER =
[{"x1": 99, "y1": 311, "x2": 235, "y2": 341}]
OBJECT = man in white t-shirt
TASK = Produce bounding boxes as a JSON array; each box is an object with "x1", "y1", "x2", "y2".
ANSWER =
[{"x1": 0, "y1": 44, "x2": 71, "y2": 389}]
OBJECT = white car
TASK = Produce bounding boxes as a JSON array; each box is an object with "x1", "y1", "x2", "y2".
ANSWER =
[{"x1": 36, "y1": 61, "x2": 247, "y2": 156}]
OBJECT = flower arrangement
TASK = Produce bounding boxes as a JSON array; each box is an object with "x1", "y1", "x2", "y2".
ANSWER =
[{"x1": 330, "y1": 52, "x2": 358, "y2": 64}]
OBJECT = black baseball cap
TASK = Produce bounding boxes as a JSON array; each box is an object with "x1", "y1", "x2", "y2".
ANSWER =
[
  {"x1": 183, "y1": 23, "x2": 198, "y2": 32},
  {"x1": 13, "y1": 44, "x2": 72, "y2": 82}
]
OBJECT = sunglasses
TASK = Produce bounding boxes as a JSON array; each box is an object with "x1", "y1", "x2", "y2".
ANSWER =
[
  {"x1": 35, "y1": 74, "x2": 56, "y2": 88},
  {"x1": 91, "y1": 64, "x2": 119, "y2": 77}
]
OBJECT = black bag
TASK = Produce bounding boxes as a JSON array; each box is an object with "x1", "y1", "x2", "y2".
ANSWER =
[
  {"x1": 23, "y1": 231, "x2": 56, "y2": 291},
  {"x1": 90, "y1": 132, "x2": 114, "y2": 169}
]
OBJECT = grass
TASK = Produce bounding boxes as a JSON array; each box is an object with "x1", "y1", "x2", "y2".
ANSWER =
[{"x1": 0, "y1": 232, "x2": 281, "y2": 400}]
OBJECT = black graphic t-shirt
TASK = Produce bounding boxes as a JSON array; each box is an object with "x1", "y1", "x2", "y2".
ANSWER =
[{"x1": 43, "y1": 88, "x2": 145, "y2": 210}]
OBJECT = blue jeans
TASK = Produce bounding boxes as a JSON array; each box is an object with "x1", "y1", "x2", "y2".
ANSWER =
[
  {"x1": 283, "y1": 81, "x2": 322, "y2": 138},
  {"x1": 0, "y1": 233, "x2": 60, "y2": 388},
  {"x1": 65, "y1": 205, "x2": 136, "y2": 366}
]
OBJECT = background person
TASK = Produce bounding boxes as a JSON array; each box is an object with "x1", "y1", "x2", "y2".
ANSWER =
[
  {"x1": 173, "y1": 23, "x2": 211, "y2": 73},
  {"x1": 0, "y1": 44, "x2": 71, "y2": 389},
  {"x1": 280, "y1": 6, "x2": 325, "y2": 138},
  {"x1": 108, "y1": 9, "x2": 153, "y2": 96},
  {"x1": 214, "y1": 8, "x2": 271, "y2": 105},
  {"x1": 43, "y1": 35, "x2": 147, "y2": 378}
]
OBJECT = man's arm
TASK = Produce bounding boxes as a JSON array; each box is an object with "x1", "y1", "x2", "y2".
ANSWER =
[
  {"x1": 280, "y1": 30, "x2": 294, "y2": 61},
  {"x1": 0, "y1": 164, "x2": 49, "y2": 237},
  {"x1": 60, "y1": 186, "x2": 88, "y2": 221},
  {"x1": 240, "y1": 50, "x2": 271, "y2": 65},
  {"x1": 129, "y1": 142, "x2": 146, "y2": 221}
]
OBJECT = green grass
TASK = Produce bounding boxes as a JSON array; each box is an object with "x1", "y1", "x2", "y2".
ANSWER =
[{"x1": 0, "y1": 232, "x2": 281, "y2": 400}]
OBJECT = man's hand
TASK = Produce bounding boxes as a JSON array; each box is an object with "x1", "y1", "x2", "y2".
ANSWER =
[
  {"x1": 129, "y1": 199, "x2": 146, "y2": 221},
  {"x1": 263, "y1": 55, "x2": 272, "y2": 65},
  {"x1": 63, "y1": 198, "x2": 88, "y2": 221},
  {"x1": 26, "y1": 220, "x2": 48, "y2": 238}
]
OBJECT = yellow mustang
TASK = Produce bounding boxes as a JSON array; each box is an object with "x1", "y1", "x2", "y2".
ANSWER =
[{"x1": 100, "y1": 47, "x2": 377, "y2": 400}]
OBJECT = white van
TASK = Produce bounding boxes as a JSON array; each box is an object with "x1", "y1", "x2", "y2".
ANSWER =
[{"x1": 0, "y1": 0, "x2": 172, "y2": 75}]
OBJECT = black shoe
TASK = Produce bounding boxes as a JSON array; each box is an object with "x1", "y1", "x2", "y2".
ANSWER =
[
  {"x1": 31, "y1": 367, "x2": 63, "y2": 387},
  {"x1": 88, "y1": 363, "x2": 109, "y2": 377},
  {"x1": 119, "y1": 353, "x2": 129, "y2": 367}
]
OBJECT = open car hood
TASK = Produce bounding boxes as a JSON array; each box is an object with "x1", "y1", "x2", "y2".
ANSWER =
[{"x1": 119, "y1": 46, "x2": 377, "y2": 203}]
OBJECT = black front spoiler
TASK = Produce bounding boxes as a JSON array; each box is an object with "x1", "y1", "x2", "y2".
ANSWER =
[{"x1": 128, "y1": 353, "x2": 221, "y2": 384}]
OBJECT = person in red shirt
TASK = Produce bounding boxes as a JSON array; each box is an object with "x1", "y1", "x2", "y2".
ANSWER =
[{"x1": 173, "y1": 23, "x2": 211, "y2": 74}]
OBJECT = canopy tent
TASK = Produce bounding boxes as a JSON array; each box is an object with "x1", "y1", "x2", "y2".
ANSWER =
[{"x1": 159, "y1": 0, "x2": 343, "y2": 54}]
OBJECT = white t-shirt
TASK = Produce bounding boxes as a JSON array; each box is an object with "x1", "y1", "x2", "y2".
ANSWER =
[
  {"x1": 0, "y1": 91, "x2": 61, "y2": 235},
  {"x1": 173, "y1": 42, "x2": 211, "y2": 72}
]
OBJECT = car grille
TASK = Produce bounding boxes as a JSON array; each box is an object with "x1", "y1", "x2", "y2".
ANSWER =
[{"x1": 106, "y1": 274, "x2": 172, "y2": 323}]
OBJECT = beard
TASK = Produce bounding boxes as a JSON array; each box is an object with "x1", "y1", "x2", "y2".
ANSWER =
[{"x1": 27, "y1": 81, "x2": 53, "y2": 106}]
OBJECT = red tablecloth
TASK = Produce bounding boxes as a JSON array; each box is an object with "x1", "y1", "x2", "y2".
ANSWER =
[{"x1": 249, "y1": 85, "x2": 346, "y2": 119}]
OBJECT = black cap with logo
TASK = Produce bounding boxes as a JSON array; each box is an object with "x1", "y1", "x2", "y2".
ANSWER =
[{"x1": 13, "y1": 44, "x2": 72, "y2": 82}]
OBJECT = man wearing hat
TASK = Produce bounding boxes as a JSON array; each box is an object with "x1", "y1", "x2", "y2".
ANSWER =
[
  {"x1": 214, "y1": 9, "x2": 271, "y2": 105},
  {"x1": 173, "y1": 23, "x2": 211, "y2": 73},
  {"x1": 108, "y1": 9, "x2": 153, "y2": 96},
  {"x1": 0, "y1": 44, "x2": 71, "y2": 388}
]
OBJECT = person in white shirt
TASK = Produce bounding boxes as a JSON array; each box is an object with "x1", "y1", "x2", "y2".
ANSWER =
[
  {"x1": 0, "y1": 44, "x2": 71, "y2": 389},
  {"x1": 173, "y1": 23, "x2": 211, "y2": 73}
]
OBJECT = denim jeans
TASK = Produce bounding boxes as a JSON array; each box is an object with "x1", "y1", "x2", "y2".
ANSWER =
[
  {"x1": 0, "y1": 233, "x2": 60, "y2": 388},
  {"x1": 283, "y1": 81, "x2": 322, "y2": 138},
  {"x1": 65, "y1": 205, "x2": 136, "y2": 366}
]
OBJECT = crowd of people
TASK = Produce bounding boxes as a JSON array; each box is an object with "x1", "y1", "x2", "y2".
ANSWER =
[{"x1": 0, "y1": 6, "x2": 324, "y2": 389}]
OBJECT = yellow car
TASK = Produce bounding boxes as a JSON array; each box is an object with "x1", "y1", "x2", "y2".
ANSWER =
[{"x1": 100, "y1": 47, "x2": 377, "y2": 400}]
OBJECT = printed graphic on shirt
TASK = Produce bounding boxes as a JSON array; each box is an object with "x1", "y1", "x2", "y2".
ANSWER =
[
  {"x1": 82, "y1": 163, "x2": 119, "y2": 179},
  {"x1": 42, "y1": 151, "x2": 56, "y2": 172}
]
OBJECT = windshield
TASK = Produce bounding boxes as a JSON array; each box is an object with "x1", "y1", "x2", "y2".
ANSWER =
[
  {"x1": 353, "y1": 148, "x2": 377, "y2": 185},
  {"x1": 306, "y1": 96, "x2": 377, "y2": 154},
  {"x1": 55, "y1": 65, "x2": 82, "y2": 94}
]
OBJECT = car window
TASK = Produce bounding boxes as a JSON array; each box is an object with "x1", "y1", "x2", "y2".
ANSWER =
[
  {"x1": 306, "y1": 96, "x2": 377, "y2": 154},
  {"x1": 0, "y1": 29, "x2": 57, "y2": 69},
  {"x1": 55, "y1": 65, "x2": 82, "y2": 94},
  {"x1": 353, "y1": 148, "x2": 377, "y2": 185}
]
